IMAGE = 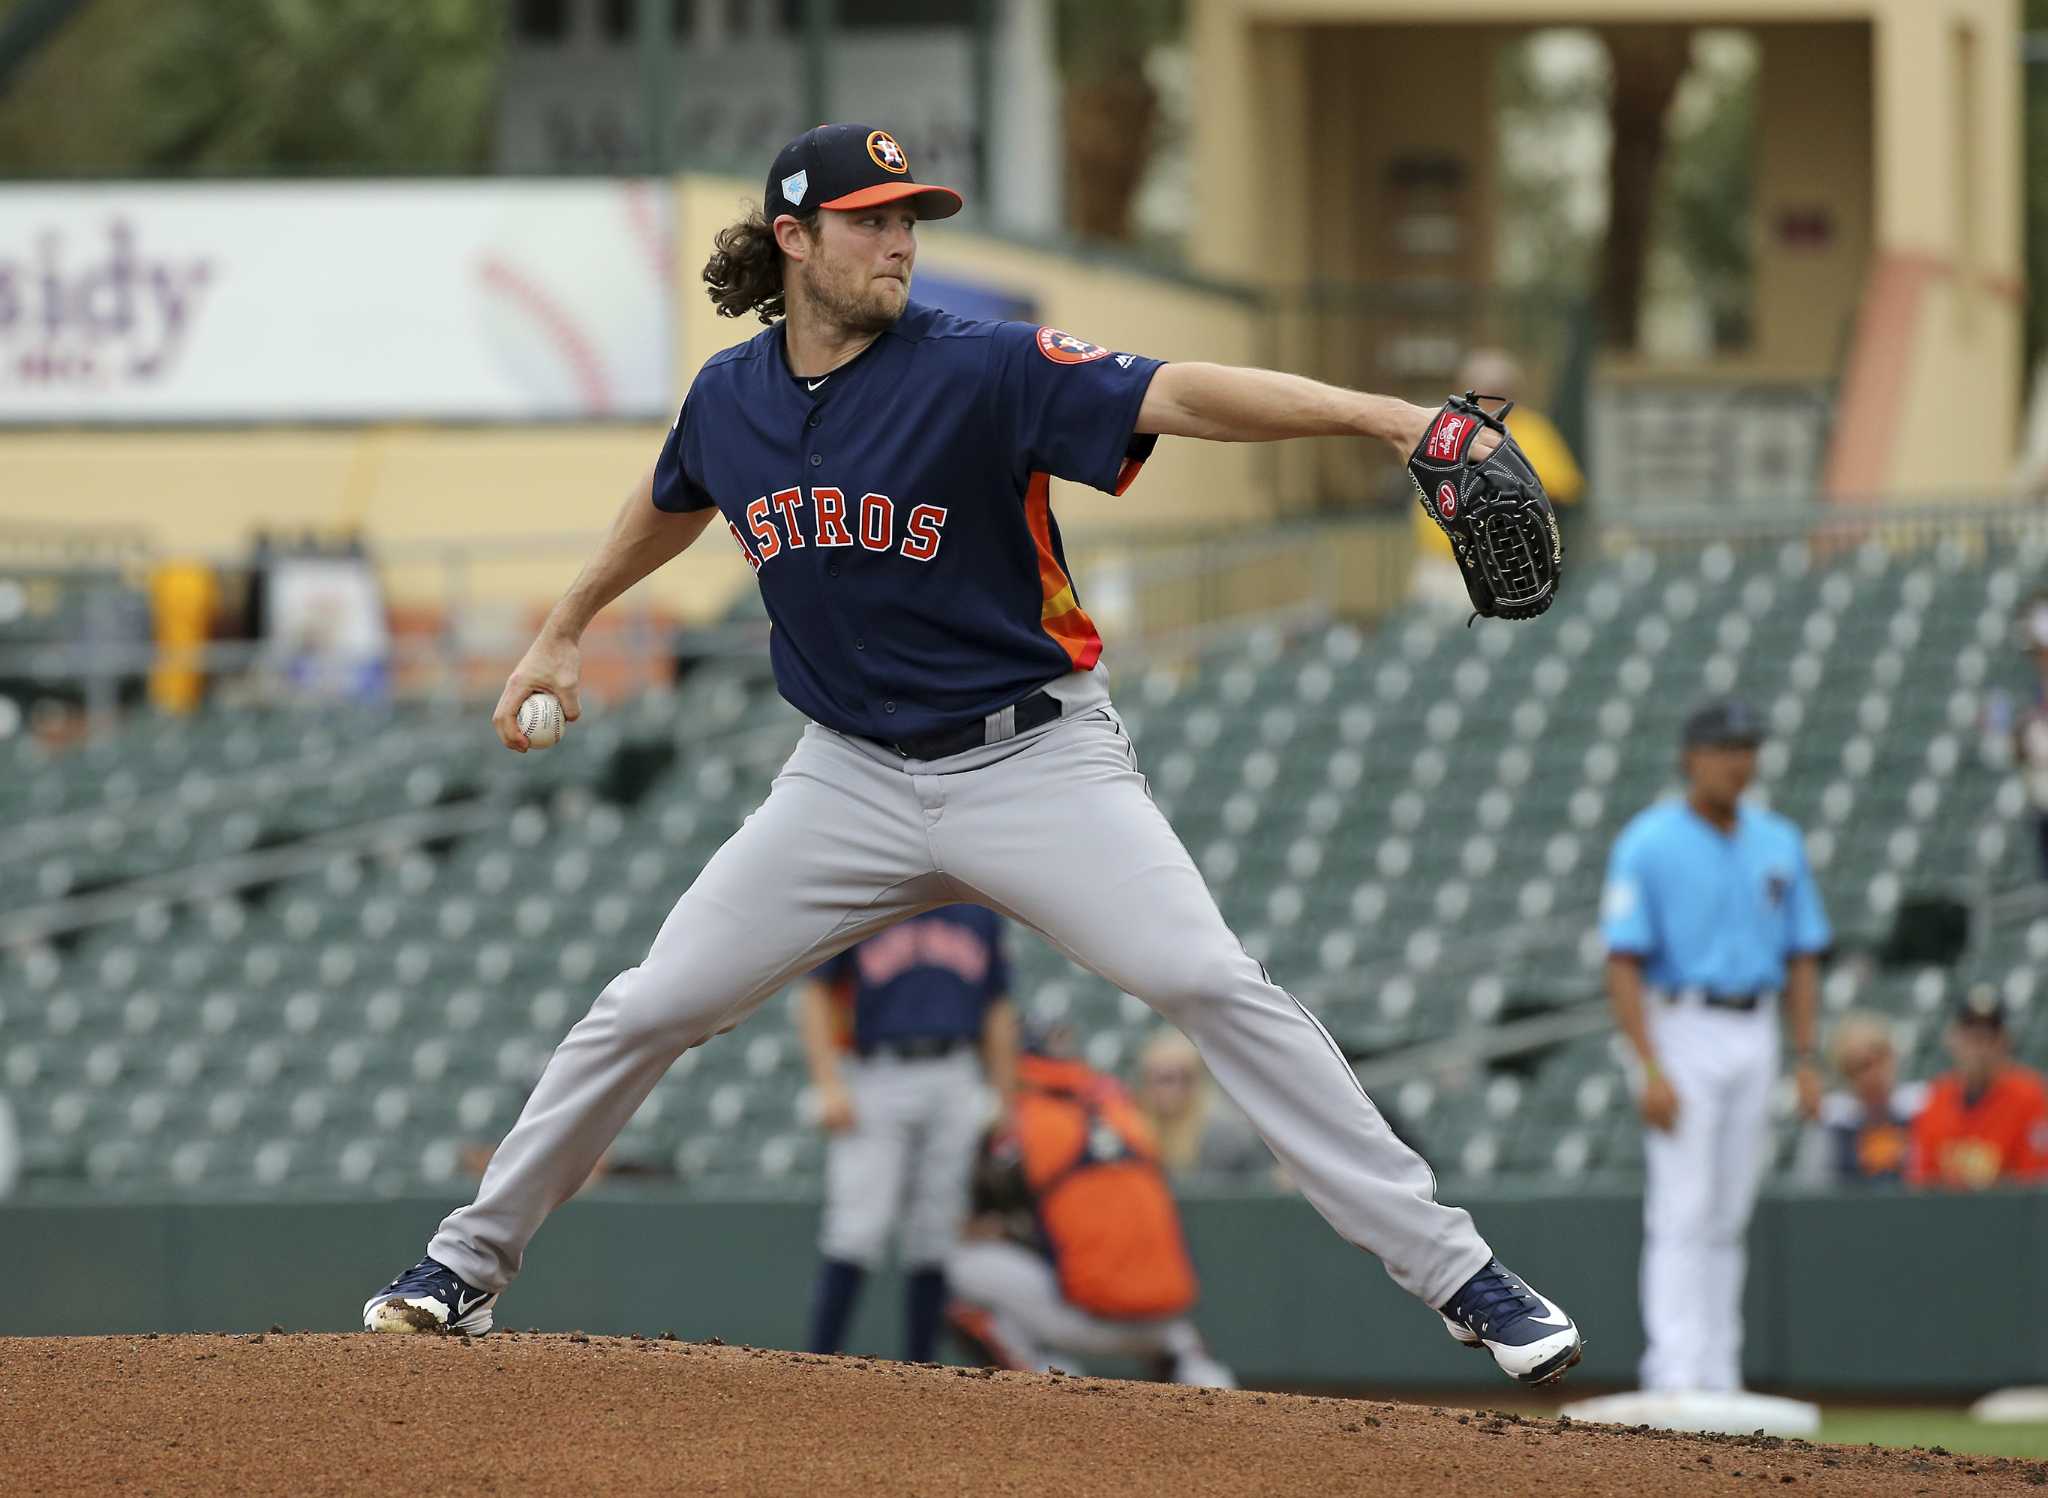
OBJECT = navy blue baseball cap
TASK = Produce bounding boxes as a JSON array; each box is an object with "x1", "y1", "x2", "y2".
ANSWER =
[
  {"x1": 1682, "y1": 698, "x2": 1765, "y2": 749},
  {"x1": 765, "y1": 123, "x2": 962, "y2": 222}
]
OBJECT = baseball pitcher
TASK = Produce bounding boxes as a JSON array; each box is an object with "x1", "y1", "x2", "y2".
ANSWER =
[{"x1": 363, "y1": 122, "x2": 1578, "y2": 1385}]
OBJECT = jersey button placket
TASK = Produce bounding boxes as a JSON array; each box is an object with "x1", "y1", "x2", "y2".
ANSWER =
[{"x1": 801, "y1": 420, "x2": 869, "y2": 710}]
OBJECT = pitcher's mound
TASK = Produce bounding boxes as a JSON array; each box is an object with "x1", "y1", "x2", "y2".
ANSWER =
[
  {"x1": 1559, "y1": 1389, "x2": 1823, "y2": 1436},
  {"x1": 4, "y1": 1333, "x2": 2043, "y2": 1496}
]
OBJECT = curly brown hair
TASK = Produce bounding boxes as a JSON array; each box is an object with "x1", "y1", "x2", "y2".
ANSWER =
[{"x1": 702, "y1": 207, "x2": 816, "y2": 324}]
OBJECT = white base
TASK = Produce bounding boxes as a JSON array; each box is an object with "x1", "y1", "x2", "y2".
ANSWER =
[
  {"x1": 1971, "y1": 1387, "x2": 2048, "y2": 1423},
  {"x1": 1557, "y1": 1389, "x2": 1822, "y2": 1437}
]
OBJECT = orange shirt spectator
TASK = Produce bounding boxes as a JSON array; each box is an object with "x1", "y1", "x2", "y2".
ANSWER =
[{"x1": 1909, "y1": 987, "x2": 2048, "y2": 1189}]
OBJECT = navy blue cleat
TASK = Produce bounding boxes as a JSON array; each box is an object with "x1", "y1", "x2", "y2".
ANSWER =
[
  {"x1": 1438, "y1": 1258, "x2": 1582, "y2": 1386},
  {"x1": 362, "y1": 1255, "x2": 498, "y2": 1336}
]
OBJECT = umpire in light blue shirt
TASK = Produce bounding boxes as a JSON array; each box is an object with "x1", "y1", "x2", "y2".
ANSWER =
[{"x1": 1600, "y1": 698, "x2": 1831, "y2": 1396}]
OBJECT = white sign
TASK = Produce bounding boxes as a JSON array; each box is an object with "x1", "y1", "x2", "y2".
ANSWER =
[{"x1": 0, "y1": 181, "x2": 673, "y2": 422}]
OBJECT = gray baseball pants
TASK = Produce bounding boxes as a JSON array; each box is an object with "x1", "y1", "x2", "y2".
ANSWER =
[
  {"x1": 428, "y1": 698, "x2": 1492, "y2": 1308},
  {"x1": 947, "y1": 1239, "x2": 1235, "y2": 1386},
  {"x1": 821, "y1": 1050, "x2": 987, "y2": 1269}
]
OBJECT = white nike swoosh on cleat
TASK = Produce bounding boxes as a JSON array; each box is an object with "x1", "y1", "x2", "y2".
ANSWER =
[
  {"x1": 455, "y1": 1290, "x2": 489, "y2": 1315},
  {"x1": 1524, "y1": 1293, "x2": 1572, "y2": 1329}
]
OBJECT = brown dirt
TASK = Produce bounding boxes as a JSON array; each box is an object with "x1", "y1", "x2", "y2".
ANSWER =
[{"x1": 2, "y1": 1333, "x2": 2042, "y2": 1497}]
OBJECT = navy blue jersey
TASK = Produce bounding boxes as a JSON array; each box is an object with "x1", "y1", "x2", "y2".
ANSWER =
[
  {"x1": 1818, "y1": 1084, "x2": 1925, "y2": 1185},
  {"x1": 652, "y1": 303, "x2": 1163, "y2": 740},
  {"x1": 811, "y1": 905, "x2": 1010, "y2": 1053}
]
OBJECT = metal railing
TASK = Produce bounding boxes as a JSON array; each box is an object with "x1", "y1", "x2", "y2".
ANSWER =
[
  {"x1": 1596, "y1": 495, "x2": 2048, "y2": 553},
  {"x1": 12, "y1": 496, "x2": 2048, "y2": 743},
  {"x1": 1591, "y1": 379, "x2": 1837, "y2": 513}
]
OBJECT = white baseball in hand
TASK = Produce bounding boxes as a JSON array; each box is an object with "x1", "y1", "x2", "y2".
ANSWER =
[{"x1": 517, "y1": 691, "x2": 565, "y2": 749}]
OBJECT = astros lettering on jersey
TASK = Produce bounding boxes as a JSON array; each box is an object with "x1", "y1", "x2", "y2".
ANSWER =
[{"x1": 652, "y1": 304, "x2": 1160, "y2": 741}]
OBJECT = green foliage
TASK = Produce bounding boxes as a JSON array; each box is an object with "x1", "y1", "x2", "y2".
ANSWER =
[
  {"x1": 0, "y1": 0, "x2": 504, "y2": 176},
  {"x1": 1495, "y1": 30, "x2": 1754, "y2": 351},
  {"x1": 1492, "y1": 35, "x2": 1608, "y2": 297},
  {"x1": 1653, "y1": 47, "x2": 1754, "y2": 350},
  {"x1": 1051, "y1": 0, "x2": 1182, "y2": 81}
]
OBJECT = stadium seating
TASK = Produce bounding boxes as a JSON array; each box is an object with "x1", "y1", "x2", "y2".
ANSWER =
[{"x1": 5, "y1": 526, "x2": 2047, "y2": 1198}]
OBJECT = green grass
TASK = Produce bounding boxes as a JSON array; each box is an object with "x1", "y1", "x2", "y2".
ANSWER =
[{"x1": 1817, "y1": 1408, "x2": 2048, "y2": 1460}]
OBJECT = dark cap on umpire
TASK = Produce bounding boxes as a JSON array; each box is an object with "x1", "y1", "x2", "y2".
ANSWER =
[
  {"x1": 1682, "y1": 698, "x2": 1765, "y2": 750},
  {"x1": 765, "y1": 123, "x2": 963, "y2": 222}
]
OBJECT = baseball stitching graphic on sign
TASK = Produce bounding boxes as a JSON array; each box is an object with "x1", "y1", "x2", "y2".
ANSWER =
[{"x1": 470, "y1": 181, "x2": 671, "y2": 417}]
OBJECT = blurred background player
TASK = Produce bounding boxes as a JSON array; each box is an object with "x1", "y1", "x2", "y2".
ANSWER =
[
  {"x1": 1601, "y1": 698, "x2": 1830, "y2": 1396},
  {"x1": 797, "y1": 906, "x2": 1017, "y2": 1363},
  {"x1": 1909, "y1": 984, "x2": 2048, "y2": 1190},
  {"x1": 1131, "y1": 1026, "x2": 1273, "y2": 1185},
  {"x1": 1408, "y1": 348, "x2": 1584, "y2": 612},
  {"x1": 946, "y1": 1027, "x2": 1233, "y2": 1387},
  {"x1": 1795, "y1": 1013, "x2": 1923, "y2": 1187}
]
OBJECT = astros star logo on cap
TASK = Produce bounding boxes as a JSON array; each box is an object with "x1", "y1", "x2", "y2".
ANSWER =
[
  {"x1": 867, "y1": 130, "x2": 908, "y2": 174},
  {"x1": 764, "y1": 123, "x2": 961, "y2": 220}
]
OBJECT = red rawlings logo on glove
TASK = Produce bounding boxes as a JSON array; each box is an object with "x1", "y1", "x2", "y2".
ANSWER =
[
  {"x1": 1426, "y1": 411, "x2": 1471, "y2": 461},
  {"x1": 1436, "y1": 481, "x2": 1458, "y2": 519}
]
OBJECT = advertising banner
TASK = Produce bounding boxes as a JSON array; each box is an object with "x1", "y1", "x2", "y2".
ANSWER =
[{"x1": 0, "y1": 181, "x2": 673, "y2": 423}]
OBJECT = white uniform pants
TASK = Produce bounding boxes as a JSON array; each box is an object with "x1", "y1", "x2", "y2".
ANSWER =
[
  {"x1": 947, "y1": 1240, "x2": 1235, "y2": 1387},
  {"x1": 429, "y1": 703, "x2": 1489, "y2": 1308},
  {"x1": 820, "y1": 1050, "x2": 986, "y2": 1269},
  {"x1": 1637, "y1": 1000, "x2": 1778, "y2": 1393}
]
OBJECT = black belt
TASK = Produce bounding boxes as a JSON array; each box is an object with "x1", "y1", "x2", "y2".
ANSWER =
[
  {"x1": 1667, "y1": 988, "x2": 1774, "y2": 1013},
  {"x1": 889, "y1": 690, "x2": 1062, "y2": 760},
  {"x1": 856, "y1": 1035, "x2": 971, "y2": 1061}
]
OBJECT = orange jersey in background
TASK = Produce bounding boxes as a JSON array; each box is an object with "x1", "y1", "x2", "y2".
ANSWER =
[
  {"x1": 1908, "y1": 1064, "x2": 2048, "y2": 1189},
  {"x1": 1010, "y1": 1053, "x2": 1198, "y2": 1321}
]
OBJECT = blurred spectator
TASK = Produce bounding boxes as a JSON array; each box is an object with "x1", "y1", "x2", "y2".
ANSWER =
[
  {"x1": 946, "y1": 1042, "x2": 1234, "y2": 1387},
  {"x1": 1132, "y1": 1027, "x2": 1271, "y2": 1183},
  {"x1": 0, "y1": 1091, "x2": 19, "y2": 1201},
  {"x1": 1988, "y1": 595, "x2": 2048, "y2": 877},
  {"x1": 1910, "y1": 985, "x2": 2048, "y2": 1190},
  {"x1": 1794, "y1": 1013, "x2": 1924, "y2": 1186},
  {"x1": 1409, "y1": 349, "x2": 1585, "y2": 611}
]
